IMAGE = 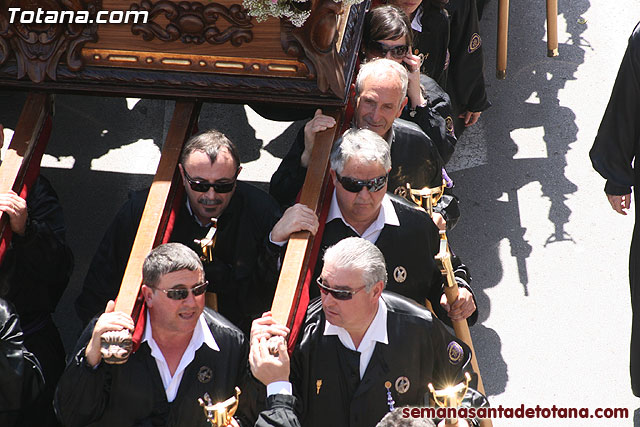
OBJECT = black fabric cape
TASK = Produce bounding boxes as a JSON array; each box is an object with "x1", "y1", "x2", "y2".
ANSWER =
[
  {"x1": 76, "y1": 181, "x2": 282, "y2": 334},
  {"x1": 589, "y1": 21, "x2": 640, "y2": 395}
]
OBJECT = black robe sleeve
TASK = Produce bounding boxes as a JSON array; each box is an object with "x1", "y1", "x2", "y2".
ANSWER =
[
  {"x1": 269, "y1": 127, "x2": 307, "y2": 209},
  {"x1": 254, "y1": 394, "x2": 301, "y2": 427},
  {"x1": 590, "y1": 22, "x2": 640, "y2": 196}
]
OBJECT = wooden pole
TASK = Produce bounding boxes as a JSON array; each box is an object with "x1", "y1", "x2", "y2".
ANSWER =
[
  {"x1": 101, "y1": 100, "x2": 201, "y2": 364},
  {"x1": 435, "y1": 230, "x2": 492, "y2": 427},
  {"x1": 496, "y1": 0, "x2": 510, "y2": 79},
  {"x1": 270, "y1": 108, "x2": 342, "y2": 328},
  {"x1": 546, "y1": 0, "x2": 559, "y2": 57}
]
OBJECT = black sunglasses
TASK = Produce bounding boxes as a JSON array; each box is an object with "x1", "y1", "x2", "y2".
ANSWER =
[
  {"x1": 157, "y1": 281, "x2": 208, "y2": 300},
  {"x1": 182, "y1": 168, "x2": 238, "y2": 193},
  {"x1": 367, "y1": 40, "x2": 409, "y2": 59},
  {"x1": 316, "y1": 277, "x2": 366, "y2": 301},
  {"x1": 336, "y1": 173, "x2": 388, "y2": 193}
]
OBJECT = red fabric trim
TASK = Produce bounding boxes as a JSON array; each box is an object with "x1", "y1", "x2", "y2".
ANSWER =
[{"x1": 287, "y1": 181, "x2": 334, "y2": 353}]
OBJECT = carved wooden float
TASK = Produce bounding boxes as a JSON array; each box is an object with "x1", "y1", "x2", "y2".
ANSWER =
[{"x1": 0, "y1": 0, "x2": 363, "y2": 360}]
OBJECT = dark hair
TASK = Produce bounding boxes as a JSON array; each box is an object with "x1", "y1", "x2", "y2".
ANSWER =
[
  {"x1": 143, "y1": 243, "x2": 203, "y2": 288},
  {"x1": 180, "y1": 129, "x2": 240, "y2": 169},
  {"x1": 363, "y1": 5, "x2": 413, "y2": 48}
]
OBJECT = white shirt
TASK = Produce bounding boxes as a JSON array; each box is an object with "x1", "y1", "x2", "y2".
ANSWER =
[
  {"x1": 323, "y1": 298, "x2": 388, "y2": 379},
  {"x1": 142, "y1": 312, "x2": 220, "y2": 402},
  {"x1": 185, "y1": 198, "x2": 215, "y2": 228},
  {"x1": 326, "y1": 190, "x2": 399, "y2": 243},
  {"x1": 265, "y1": 298, "x2": 389, "y2": 397}
]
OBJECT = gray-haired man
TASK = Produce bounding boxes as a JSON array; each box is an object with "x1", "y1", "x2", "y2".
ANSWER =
[{"x1": 274, "y1": 128, "x2": 476, "y2": 323}]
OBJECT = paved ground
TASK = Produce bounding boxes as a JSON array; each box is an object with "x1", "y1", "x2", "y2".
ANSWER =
[{"x1": 2, "y1": 0, "x2": 640, "y2": 425}]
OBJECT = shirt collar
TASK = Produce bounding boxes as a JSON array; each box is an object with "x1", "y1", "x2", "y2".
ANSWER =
[
  {"x1": 142, "y1": 311, "x2": 220, "y2": 352},
  {"x1": 411, "y1": 5, "x2": 424, "y2": 32},
  {"x1": 326, "y1": 190, "x2": 399, "y2": 230},
  {"x1": 323, "y1": 297, "x2": 388, "y2": 351}
]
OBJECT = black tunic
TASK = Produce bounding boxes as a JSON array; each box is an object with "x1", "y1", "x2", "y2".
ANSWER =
[
  {"x1": 290, "y1": 292, "x2": 486, "y2": 427},
  {"x1": 269, "y1": 120, "x2": 444, "y2": 208},
  {"x1": 76, "y1": 182, "x2": 282, "y2": 334},
  {"x1": 413, "y1": 0, "x2": 491, "y2": 134},
  {"x1": 54, "y1": 308, "x2": 258, "y2": 427},
  {"x1": 0, "y1": 175, "x2": 73, "y2": 427},
  {"x1": 589, "y1": 21, "x2": 640, "y2": 395},
  {"x1": 0, "y1": 298, "x2": 44, "y2": 427},
  {"x1": 311, "y1": 194, "x2": 477, "y2": 326}
]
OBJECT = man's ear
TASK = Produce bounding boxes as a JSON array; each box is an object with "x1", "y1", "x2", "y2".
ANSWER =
[
  {"x1": 178, "y1": 163, "x2": 187, "y2": 185},
  {"x1": 397, "y1": 96, "x2": 408, "y2": 118},
  {"x1": 371, "y1": 281, "x2": 384, "y2": 300},
  {"x1": 330, "y1": 169, "x2": 338, "y2": 186},
  {"x1": 236, "y1": 165, "x2": 243, "y2": 177},
  {"x1": 141, "y1": 285, "x2": 154, "y2": 307}
]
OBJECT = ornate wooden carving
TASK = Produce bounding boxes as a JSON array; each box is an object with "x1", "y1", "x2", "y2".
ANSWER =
[
  {"x1": 281, "y1": 0, "x2": 344, "y2": 98},
  {"x1": 0, "y1": 0, "x2": 99, "y2": 82},
  {"x1": 130, "y1": 0, "x2": 254, "y2": 46}
]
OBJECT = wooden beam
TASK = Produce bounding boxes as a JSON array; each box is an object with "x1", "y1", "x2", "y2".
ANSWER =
[
  {"x1": 113, "y1": 100, "x2": 201, "y2": 316},
  {"x1": 0, "y1": 93, "x2": 51, "y2": 195},
  {"x1": 270, "y1": 108, "x2": 342, "y2": 329}
]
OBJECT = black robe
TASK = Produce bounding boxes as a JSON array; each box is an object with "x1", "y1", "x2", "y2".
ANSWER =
[
  {"x1": 76, "y1": 182, "x2": 282, "y2": 334},
  {"x1": 311, "y1": 194, "x2": 477, "y2": 326},
  {"x1": 55, "y1": 308, "x2": 258, "y2": 427},
  {"x1": 413, "y1": 0, "x2": 491, "y2": 135},
  {"x1": 589, "y1": 21, "x2": 640, "y2": 396},
  {"x1": 0, "y1": 175, "x2": 73, "y2": 427},
  {"x1": 290, "y1": 292, "x2": 486, "y2": 427}
]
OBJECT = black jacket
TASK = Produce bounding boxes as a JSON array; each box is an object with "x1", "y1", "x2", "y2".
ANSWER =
[
  {"x1": 290, "y1": 292, "x2": 486, "y2": 427},
  {"x1": 76, "y1": 182, "x2": 282, "y2": 334},
  {"x1": 55, "y1": 308, "x2": 258, "y2": 427},
  {"x1": 269, "y1": 120, "x2": 444, "y2": 209}
]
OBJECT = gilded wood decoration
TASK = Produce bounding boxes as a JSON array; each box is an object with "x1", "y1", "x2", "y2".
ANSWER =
[
  {"x1": 129, "y1": 0, "x2": 254, "y2": 46},
  {"x1": 0, "y1": 0, "x2": 100, "y2": 82}
]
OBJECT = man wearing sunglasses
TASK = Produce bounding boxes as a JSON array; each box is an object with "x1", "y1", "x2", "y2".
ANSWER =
[
  {"x1": 271, "y1": 59, "x2": 450, "y2": 210},
  {"x1": 56, "y1": 243, "x2": 258, "y2": 426},
  {"x1": 76, "y1": 129, "x2": 284, "y2": 334},
  {"x1": 249, "y1": 237, "x2": 486, "y2": 427},
  {"x1": 274, "y1": 128, "x2": 476, "y2": 325}
]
